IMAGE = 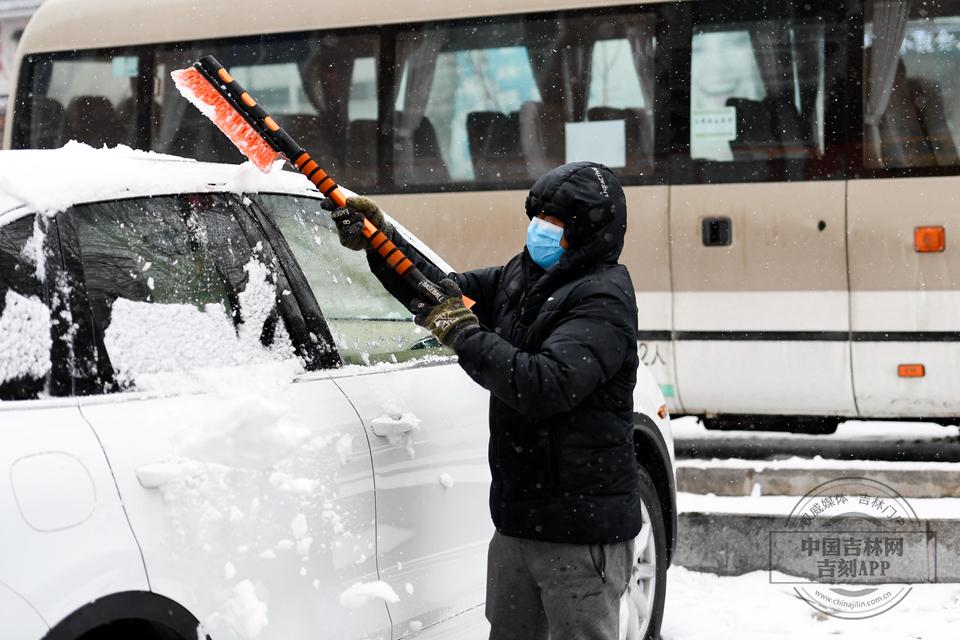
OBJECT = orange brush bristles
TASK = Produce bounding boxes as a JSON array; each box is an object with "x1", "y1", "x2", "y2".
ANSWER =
[{"x1": 171, "y1": 67, "x2": 281, "y2": 172}]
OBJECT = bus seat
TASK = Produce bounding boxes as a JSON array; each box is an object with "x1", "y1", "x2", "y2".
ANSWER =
[
  {"x1": 30, "y1": 96, "x2": 65, "y2": 149},
  {"x1": 64, "y1": 96, "x2": 123, "y2": 148},
  {"x1": 908, "y1": 77, "x2": 959, "y2": 167},
  {"x1": 519, "y1": 101, "x2": 565, "y2": 178},
  {"x1": 167, "y1": 104, "x2": 243, "y2": 164},
  {"x1": 345, "y1": 118, "x2": 378, "y2": 187},
  {"x1": 466, "y1": 110, "x2": 523, "y2": 183},
  {"x1": 765, "y1": 96, "x2": 807, "y2": 159},
  {"x1": 725, "y1": 98, "x2": 778, "y2": 161},
  {"x1": 394, "y1": 112, "x2": 449, "y2": 185},
  {"x1": 282, "y1": 113, "x2": 342, "y2": 175},
  {"x1": 115, "y1": 97, "x2": 164, "y2": 146}
]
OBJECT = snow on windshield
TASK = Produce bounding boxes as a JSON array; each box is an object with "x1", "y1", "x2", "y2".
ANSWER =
[
  {"x1": 0, "y1": 290, "x2": 52, "y2": 387},
  {"x1": 104, "y1": 257, "x2": 295, "y2": 388}
]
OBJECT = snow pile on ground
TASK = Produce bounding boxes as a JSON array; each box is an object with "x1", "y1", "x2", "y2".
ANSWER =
[
  {"x1": 339, "y1": 581, "x2": 400, "y2": 609},
  {"x1": 661, "y1": 566, "x2": 960, "y2": 639},
  {"x1": 0, "y1": 290, "x2": 51, "y2": 385}
]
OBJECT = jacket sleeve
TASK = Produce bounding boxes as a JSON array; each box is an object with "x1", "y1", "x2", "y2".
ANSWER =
[
  {"x1": 454, "y1": 288, "x2": 634, "y2": 418},
  {"x1": 366, "y1": 225, "x2": 502, "y2": 326}
]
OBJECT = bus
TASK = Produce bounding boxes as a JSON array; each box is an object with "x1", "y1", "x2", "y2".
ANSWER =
[{"x1": 7, "y1": 0, "x2": 960, "y2": 432}]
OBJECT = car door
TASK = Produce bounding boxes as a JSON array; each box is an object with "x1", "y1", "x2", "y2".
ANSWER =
[
  {"x1": 0, "y1": 211, "x2": 148, "y2": 631},
  {"x1": 59, "y1": 193, "x2": 389, "y2": 640},
  {"x1": 256, "y1": 193, "x2": 493, "y2": 639},
  {"x1": 665, "y1": 1, "x2": 856, "y2": 417}
]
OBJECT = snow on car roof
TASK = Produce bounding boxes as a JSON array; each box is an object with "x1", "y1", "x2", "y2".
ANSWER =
[{"x1": 0, "y1": 142, "x2": 321, "y2": 224}]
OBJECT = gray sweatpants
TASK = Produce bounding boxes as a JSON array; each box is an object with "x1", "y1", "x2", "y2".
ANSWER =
[{"x1": 485, "y1": 531, "x2": 634, "y2": 640}]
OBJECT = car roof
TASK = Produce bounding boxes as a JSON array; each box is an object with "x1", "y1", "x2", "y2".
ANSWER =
[{"x1": 0, "y1": 143, "x2": 322, "y2": 226}]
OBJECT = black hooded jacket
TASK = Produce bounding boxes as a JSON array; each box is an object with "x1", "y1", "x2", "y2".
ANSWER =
[{"x1": 368, "y1": 162, "x2": 642, "y2": 544}]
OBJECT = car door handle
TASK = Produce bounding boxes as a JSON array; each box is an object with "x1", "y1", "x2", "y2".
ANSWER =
[{"x1": 370, "y1": 414, "x2": 420, "y2": 437}]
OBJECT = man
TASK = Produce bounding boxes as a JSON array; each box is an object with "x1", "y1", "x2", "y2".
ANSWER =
[{"x1": 326, "y1": 161, "x2": 641, "y2": 640}]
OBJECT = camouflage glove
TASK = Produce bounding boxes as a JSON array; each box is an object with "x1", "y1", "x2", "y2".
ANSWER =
[
  {"x1": 409, "y1": 278, "x2": 480, "y2": 349},
  {"x1": 321, "y1": 195, "x2": 393, "y2": 251}
]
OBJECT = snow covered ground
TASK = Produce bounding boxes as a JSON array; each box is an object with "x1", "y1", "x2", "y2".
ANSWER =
[{"x1": 662, "y1": 566, "x2": 960, "y2": 639}]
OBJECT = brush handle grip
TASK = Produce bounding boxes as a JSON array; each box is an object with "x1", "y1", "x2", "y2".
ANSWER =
[{"x1": 194, "y1": 55, "x2": 474, "y2": 311}]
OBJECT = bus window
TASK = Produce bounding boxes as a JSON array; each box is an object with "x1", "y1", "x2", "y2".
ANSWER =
[
  {"x1": 153, "y1": 32, "x2": 379, "y2": 189},
  {"x1": 690, "y1": 20, "x2": 833, "y2": 166},
  {"x1": 22, "y1": 53, "x2": 142, "y2": 149},
  {"x1": 585, "y1": 15, "x2": 656, "y2": 172},
  {"x1": 864, "y1": 0, "x2": 960, "y2": 169},
  {"x1": 393, "y1": 10, "x2": 656, "y2": 188}
]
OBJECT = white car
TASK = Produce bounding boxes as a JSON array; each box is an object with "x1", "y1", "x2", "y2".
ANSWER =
[{"x1": 0, "y1": 145, "x2": 675, "y2": 640}]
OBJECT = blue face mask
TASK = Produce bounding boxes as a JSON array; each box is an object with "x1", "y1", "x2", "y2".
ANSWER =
[{"x1": 526, "y1": 217, "x2": 565, "y2": 269}]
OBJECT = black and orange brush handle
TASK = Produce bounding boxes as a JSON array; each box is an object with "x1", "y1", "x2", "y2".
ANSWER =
[{"x1": 191, "y1": 55, "x2": 472, "y2": 309}]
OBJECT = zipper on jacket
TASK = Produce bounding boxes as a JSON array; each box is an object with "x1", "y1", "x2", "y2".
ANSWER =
[{"x1": 589, "y1": 544, "x2": 607, "y2": 583}]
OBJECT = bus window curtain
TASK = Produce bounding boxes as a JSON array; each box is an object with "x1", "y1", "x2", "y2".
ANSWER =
[
  {"x1": 300, "y1": 40, "x2": 356, "y2": 133},
  {"x1": 393, "y1": 29, "x2": 445, "y2": 183},
  {"x1": 750, "y1": 24, "x2": 796, "y2": 102},
  {"x1": 625, "y1": 14, "x2": 656, "y2": 110},
  {"x1": 864, "y1": 0, "x2": 911, "y2": 166},
  {"x1": 792, "y1": 27, "x2": 824, "y2": 145},
  {"x1": 526, "y1": 20, "x2": 592, "y2": 122}
]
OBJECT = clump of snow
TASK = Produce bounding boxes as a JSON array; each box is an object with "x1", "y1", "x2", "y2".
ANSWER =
[
  {"x1": 335, "y1": 433, "x2": 354, "y2": 465},
  {"x1": 18, "y1": 216, "x2": 46, "y2": 282},
  {"x1": 339, "y1": 581, "x2": 400, "y2": 609},
  {"x1": 268, "y1": 471, "x2": 318, "y2": 494},
  {"x1": 178, "y1": 392, "x2": 309, "y2": 470},
  {"x1": 0, "y1": 290, "x2": 51, "y2": 385},
  {"x1": 104, "y1": 257, "x2": 294, "y2": 390},
  {"x1": 224, "y1": 159, "x2": 288, "y2": 192},
  {"x1": 211, "y1": 579, "x2": 268, "y2": 639},
  {"x1": 409, "y1": 620, "x2": 423, "y2": 633},
  {"x1": 439, "y1": 473, "x2": 455, "y2": 489},
  {"x1": 223, "y1": 561, "x2": 236, "y2": 580},
  {"x1": 404, "y1": 582, "x2": 415, "y2": 595},
  {"x1": 291, "y1": 513, "x2": 309, "y2": 540}
]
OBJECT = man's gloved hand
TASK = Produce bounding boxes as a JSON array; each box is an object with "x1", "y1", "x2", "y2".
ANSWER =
[
  {"x1": 410, "y1": 278, "x2": 480, "y2": 349},
  {"x1": 321, "y1": 195, "x2": 393, "y2": 251}
]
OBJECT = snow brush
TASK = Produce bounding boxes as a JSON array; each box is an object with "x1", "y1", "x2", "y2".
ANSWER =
[{"x1": 171, "y1": 55, "x2": 472, "y2": 309}]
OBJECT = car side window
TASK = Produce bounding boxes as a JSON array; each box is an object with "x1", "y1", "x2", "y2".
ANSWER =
[
  {"x1": 0, "y1": 215, "x2": 52, "y2": 400},
  {"x1": 258, "y1": 194, "x2": 450, "y2": 366},
  {"x1": 70, "y1": 194, "x2": 298, "y2": 390}
]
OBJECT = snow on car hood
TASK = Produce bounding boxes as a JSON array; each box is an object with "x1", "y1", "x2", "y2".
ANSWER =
[{"x1": 0, "y1": 142, "x2": 319, "y2": 218}]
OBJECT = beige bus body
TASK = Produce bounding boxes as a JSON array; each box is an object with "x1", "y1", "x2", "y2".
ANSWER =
[{"x1": 8, "y1": 0, "x2": 960, "y2": 426}]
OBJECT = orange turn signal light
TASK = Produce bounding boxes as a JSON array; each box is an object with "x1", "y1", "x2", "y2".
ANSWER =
[
  {"x1": 914, "y1": 226, "x2": 945, "y2": 253},
  {"x1": 898, "y1": 364, "x2": 925, "y2": 378},
  {"x1": 658, "y1": 404, "x2": 669, "y2": 420}
]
